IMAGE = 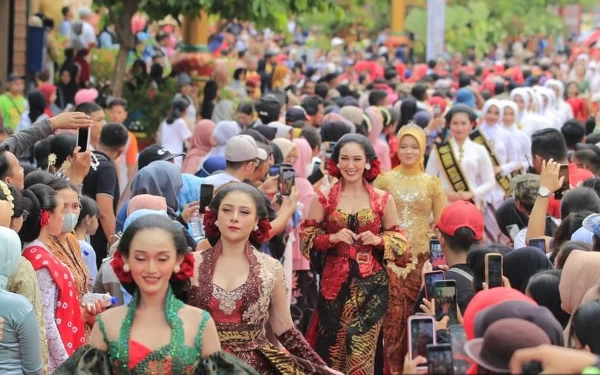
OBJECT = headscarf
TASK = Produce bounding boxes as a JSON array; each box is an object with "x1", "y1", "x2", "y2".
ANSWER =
[
  {"x1": 321, "y1": 120, "x2": 352, "y2": 143},
  {"x1": 181, "y1": 120, "x2": 216, "y2": 174},
  {"x1": 559, "y1": 250, "x2": 600, "y2": 315},
  {"x1": 127, "y1": 194, "x2": 168, "y2": 216},
  {"x1": 211, "y1": 100, "x2": 235, "y2": 123},
  {"x1": 178, "y1": 173, "x2": 204, "y2": 208},
  {"x1": 463, "y1": 287, "x2": 535, "y2": 339},
  {"x1": 131, "y1": 161, "x2": 183, "y2": 212},
  {"x1": 500, "y1": 100, "x2": 519, "y2": 127},
  {"x1": 339, "y1": 106, "x2": 364, "y2": 127},
  {"x1": 365, "y1": 106, "x2": 392, "y2": 170},
  {"x1": 293, "y1": 138, "x2": 312, "y2": 179},
  {"x1": 323, "y1": 113, "x2": 356, "y2": 133},
  {"x1": 57, "y1": 67, "x2": 79, "y2": 109},
  {"x1": 254, "y1": 125, "x2": 278, "y2": 141},
  {"x1": 396, "y1": 124, "x2": 426, "y2": 172},
  {"x1": 503, "y1": 247, "x2": 553, "y2": 293},
  {"x1": 267, "y1": 122, "x2": 293, "y2": 138},
  {"x1": 26, "y1": 91, "x2": 46, "y2": 125},
  {"x1": 455, "y1": 88, "x2": 476, "y2": 108},
  {"x1": 202, "y1": 121, "x2": 240, "y2": 164},
  {"x1": 480, "y1": 99, "x2": 503, "y2": 126},
  {"x1": 37, "y1": 83, "x2": 57, "y2": 117},
  {"x1": 0, "y1": 227, "x2": 22, "y2": 290},
  {"x1": 272, "y1": 138, "x2": 295, "y2": 159},
  {"x1": 123, "y1": 209, "x2": 169, "y2": 233}
]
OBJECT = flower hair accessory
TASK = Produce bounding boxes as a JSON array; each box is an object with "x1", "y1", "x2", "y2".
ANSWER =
[
  {"x1": 251, "y1": 218, "x2": 272, "y2": 245},
  {"x1": 364, "y1": 158, "x2": 382, "y2": 181},
  {"x1": 111, "y1": 251, "x2": 134, "y2": 284},
  {"x1": 203, "y1": 208, "x2": 221, "y2": 239},
  {"x1": 326, "y1": 158, "x2": 341, "y2": 179},
  {"x1": 171, "y1": 253, "x2": 195, "y2": 281},
  {"x1": 0, "y1": 181, "x2": 14, "y2": 217},
  {"x1": 39, "y1": 209, "x2": 50, "y2": 227},
  {"x1": 47, "y1": 153, "x2": 72, "y2": 176}
]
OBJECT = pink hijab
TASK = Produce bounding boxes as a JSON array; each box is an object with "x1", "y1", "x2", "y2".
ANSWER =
[
  {"x1": 181, "y1": 120, "x2": 216, "y2": 174},
  {"x1": 365, "y1": 106, "x2": 392, "y2": 171},
  {"x1": 127, "y1": 194, "x2": 168, "y2": 216},
  {"x1": 291, "y1": 138, "x2": 314, "y2": 271}
]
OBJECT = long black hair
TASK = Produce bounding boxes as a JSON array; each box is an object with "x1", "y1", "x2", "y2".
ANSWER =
[
  {"x1": 76, "y1": 196, "x2": 99, "y2": 228},
  {"x1": 49, "y1": 133, "x2": 76, "y2": 170},
  {"x1": 200, "y1": 81, "x2": 218, "y2": 120},
  {"x1": 117, "y1": 214, "x2": 191, "y2": 300},
  {"x1": 27, "y1": 90, "x2": 47, "y2": 124},
  {"x1": 206, "y1": 182, "x2": 268, "y2": 248},
  {"x1": 526, "y1": 269, "x2": 571, "y2": 329},
  {"x1": 19, "y1": 184, "x2": 59, "y2": 243},
  {"x1": 166, "y1": 97, "x2": 190, "y2": 125},
  {"x1": 570, "y1": 299, "x2": 600, "y2": 354}
]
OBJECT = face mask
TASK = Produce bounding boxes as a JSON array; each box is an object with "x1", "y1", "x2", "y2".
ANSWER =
[{"x1": 61, "y1": 212, "x2": 79, "y2": 233}]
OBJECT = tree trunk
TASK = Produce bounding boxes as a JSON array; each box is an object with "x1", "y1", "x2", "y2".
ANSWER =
[
  {"x1": 109, "y1": 0, "x2": 142, "y2": 98},
  {"x1": 112, "y1": 46, "x2": 129, "y2": 97}
]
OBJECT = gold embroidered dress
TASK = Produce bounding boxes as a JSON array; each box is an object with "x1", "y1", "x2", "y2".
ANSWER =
[{"x1": 373, "y1": 125, "x2": 447, "y2": 374}]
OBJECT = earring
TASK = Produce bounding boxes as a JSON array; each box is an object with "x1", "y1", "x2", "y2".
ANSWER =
[
  {"x1": 365, "y1": 163, "x2": 371, "y2": 170},
  {"x1": 123, "y1": 263, "x2": 130, "y2": 272},
  {"x1": 337, "y1": 163, "x2": 341, "y2": 168},
  {"x1": 254, "y1": 224, "x2": 259, "y2": 231},
  {"x1": 174, "y1": 265, "x2": 181, "y2": 273},
  {"x1": 215, "y1": 220, "x2": 219, "y2": 226}
]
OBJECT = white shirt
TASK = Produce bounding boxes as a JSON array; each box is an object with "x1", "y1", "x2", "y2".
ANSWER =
[
  {"x1": 70, "y1": 21, "x2": 96, "y2": 51},
  {"x1": 426, "y1": 137, "x2": 496, "y2": 205},
  {"x1": 504, "y1": 123, "x2": 532, "y2": 172},
  {"x1": 158, "y1": 118, "x2": 191, "y2": 168},
  {"x1": 202, "y1": 172, "x2": 239, "y2": 189},
  {"x1": 480, "y1": 123, "x2": 519, "y2": 206}
]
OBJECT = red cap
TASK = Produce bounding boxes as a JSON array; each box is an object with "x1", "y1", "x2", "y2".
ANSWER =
[{"x1": 436, "y1": 201, "x2": 484, "y2": 240}]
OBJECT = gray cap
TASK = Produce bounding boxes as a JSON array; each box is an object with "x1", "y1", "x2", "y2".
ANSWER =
[{"x1": 224, "y1": 135, "x2": 268, "y2": 162}]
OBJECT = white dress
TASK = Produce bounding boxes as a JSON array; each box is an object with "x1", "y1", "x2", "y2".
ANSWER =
[{"x1": 158, "y1": 117, "x2": 192, "y2": 168}]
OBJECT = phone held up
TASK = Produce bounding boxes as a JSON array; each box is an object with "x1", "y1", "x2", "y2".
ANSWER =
[
  {"x1": 279, "y1": 166, "x2": 295, "y2": 196},
  {"x1": 434, "y1": 279, "x2": 458, "y2": 325},
  {"x1": 408, "y1": 315, "x2": 436, "y2": 370},
  {"x1": 485, "y1": 253, "x2": 503, "y2": 289},
  {"x1": 429, "y1": 238, "x2": 445, "y2": 269},
  {"x1": 554, "y1": 164, "x2": 569, "y2": 199},
  {"x1": 427, "y1": 344, "x2": 454, "y2": 375},
  {"x1": 199, "y1": 184, "x2": 214, "y2": 214},
  {"x1": 77, "y1": 127, "x2": 90, "y2": 152},
  {"x1": 424, "y1": 270, "x2": 445, "y2": 300}
]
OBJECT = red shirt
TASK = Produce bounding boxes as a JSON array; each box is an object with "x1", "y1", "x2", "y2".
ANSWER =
[{"x1": 547, "y1": 163, "x2": 593, "y2": 218}]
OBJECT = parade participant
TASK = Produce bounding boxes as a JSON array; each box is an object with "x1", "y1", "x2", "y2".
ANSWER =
[
  {"x1": 373, "y1": 124, "x2": 446, "y2": 373},
  {"x1": 500, "y1": 100, "x2": 531, "y2": 173},
  {"x1": 302, "y1": 134, "x2": 410, "y2": 374},
  {"x1": 55, "y1": 214, "x2": 259, "y2": 374},
  {"x1": 425, "y1": 104, "x2": 496, "y2": 208},
  {"x1": 189, "y1": 182, "x2": 339, "y2": 374}
]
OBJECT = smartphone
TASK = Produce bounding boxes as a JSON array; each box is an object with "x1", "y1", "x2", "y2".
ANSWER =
[
  {"x1": 279, "y1": 168, "x2": 295, "y2": 196},
  {"x1": 555, "y1": 164, "x2": 569, "y2": 199},
  {"x1": 427, "y1": 344, "x2": 454, "y2": 375},
  {"x1": 408, "y1": 315, "x2": 436, "y2": 367},
  {"x1": 77, "y1": 127, "x2": 90, "y2": 152},
  {"x1": 323, "y1": 141, "x2": 336, "y2": 159},
  {"x1": 485, "y1": 253, "x2": 503, "y2": 289},
  {"x1": 199, "y1": 184, "x2": 214, "y2": 214},
  {"x1": 506, "y1": 224, "x2": 520, "y2": 241},
  {"x1": 269, "y1": 164, "x2": 280, "y2": 177},
  {"x1": 433, "y1": 104, "x2": 442, "y2": 118},
  {"x1": 449, "y1": 325, "x2": 469, "y2": 374},
  {"x1": 434, "y1": 280, "x2": 458, "y2": 325},
  {"x1": 312, "y1": 159, "x2": 322, "y2": 175},
  {"x1": 429, "y1": 239, "x2": 445, "y2": 269},
  {"x1": 529, "y1": 238, "x2": 547, "y2": 253},
  {"x1": 424, "y1": 270, "x2": 445, "y2": 300}
]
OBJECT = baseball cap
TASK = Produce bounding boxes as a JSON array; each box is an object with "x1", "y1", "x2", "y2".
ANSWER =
[
  {"x1": 436, "y1": 201, "x2": 484, "y2": 240},
  {"x1": 511, "y1": 174, "x2": 540, "y2": 208},
  {"x1": 464, "y1": 318, "x2": 551, "y2": 373},
  {"x1": 7, "y1": 73, "x2": 24, "y2": 83},
  {"x1": 285, "y1": 106, "x2": 308, "y2": 123},
  {"x1": 138, "y1": 145, "x2": 184, "y2": 170},
  {"x1": 255, "y1": 95, "x2": 282, "y2": 124},
  {"x1": 224, "y1": 135, "x2": 268, "y2": 162},
  {"x1": 583, "y1": 213, "x2": 600, "y2": 238},
  {"x1": 474, "y1": 300, "x2": 564, "y2": 346}
]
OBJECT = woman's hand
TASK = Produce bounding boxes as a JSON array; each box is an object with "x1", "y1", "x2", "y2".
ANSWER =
[
  {"x1": 84, "y1": 300, "x2": 106, "y2": 324},
  {"x1": 329, "y1": 228, "x2": 358, "y2": 245},
  {"x1": 180, "y1": 201, "x2": 200, "y2": 223},
  {"x1": 357, "y1": 231, "x2": 383, "y2": 247},
  {"x1": 403, "y1": 354, "x2": 427, "y2": 374},
  {"x1": 539, "y1": 159, "x2": 564, "y2": 194},
  {"x1": 482, "y1": 276, "x2": 511, "y2": 290}
]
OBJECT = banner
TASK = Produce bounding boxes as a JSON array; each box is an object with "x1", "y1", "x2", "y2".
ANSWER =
[{"x1": 426, "y1": 0, "x2": 446, "y2": 61}]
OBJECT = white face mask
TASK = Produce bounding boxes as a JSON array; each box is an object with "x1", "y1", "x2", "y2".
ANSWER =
[{"x1": 61, "y1": 212, "x2": 79, "y2": 233}]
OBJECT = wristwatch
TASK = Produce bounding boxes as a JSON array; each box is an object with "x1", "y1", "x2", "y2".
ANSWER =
[{"x1": 537, "y1": 186, "x2": 551, "y2": 198}]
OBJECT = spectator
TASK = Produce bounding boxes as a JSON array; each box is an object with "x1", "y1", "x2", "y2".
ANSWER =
[
  {"x1": 0, "y1": 74, "x2": 26, "y2": 131},
  {"x1": 301, "y1": 95, "x2": 324, "y2": 128},
  {"x1": 107, "y1": 99, "x2": 138, "y2": 185},
  {"x1": 59, "y1": 6, "x2": 72, "y2": 37}
]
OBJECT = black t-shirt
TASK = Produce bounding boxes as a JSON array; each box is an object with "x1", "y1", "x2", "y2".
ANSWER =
[
  {"x1": 82, "y1": 151, "x2": 120, "y2": 267},
  {"x1": 413, "y1": 263, "x2": 475, "y2": 315}
]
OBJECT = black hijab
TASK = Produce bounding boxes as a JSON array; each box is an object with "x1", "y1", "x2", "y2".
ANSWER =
[
  {"x1": 503, "y1": 247, "x2": 554, "y2": 293},
  {"x1": 27, "y1": 91, "x2": 46, "y2": 124},
  {"x1": 57, "y1": 67, "x2": 79, "y2": 109},
  {"x1": 397, "y1": 97, "x2": 418, "y2": 132}
]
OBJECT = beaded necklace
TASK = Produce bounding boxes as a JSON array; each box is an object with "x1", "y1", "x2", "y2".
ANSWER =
[{"x1": 113, "y1": 287, "x2": 187, "y2": 374}]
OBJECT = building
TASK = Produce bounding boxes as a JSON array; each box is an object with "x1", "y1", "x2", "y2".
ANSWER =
[{"x1": 0, "y1": 0, "x2": 28, "y2": 89}]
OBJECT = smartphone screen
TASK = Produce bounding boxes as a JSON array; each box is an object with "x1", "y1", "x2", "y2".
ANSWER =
[
  {"x1": 434, "y1": 280, "x2": 458, "y2": 325},
  {"x1": 427, "y1": 344, "x2": 454, "y2": 375},
  {"x1": 433, "y1": 104, "x2": 442, "y2": 117},
  {"x1": 424, "y1": 271, "x2": 445, "y2": 300},
  {"x1": 77, "y1": 127, "x2": 90, "y2": 152},
  {"x1": 529, "y1": 238, "x2": 547, "y2": 253},
  {"x1": 199, "y1": 184, "x2": 214, "y2": 214},
  {"x1": 312, "y1": 160, "x2": 322, "y2": 175},
  {"x1": 449, "y1": 325, "x2": 469, "y2": 374},
  {"x1": 279, "y1": 168, "x2": 295, "y2": 196},
  {"x1": 430, "y1": 239, "x2": 445, "y2": 269},
  {"x1": 269, "y1": 164, "x2": 280, "y2": 177},
  {"x1": 409, "y1": 316, "x2": 435, "y2": 362},
  {"x1": 486, "y1": 254, "x2": 503, "y2": 289},
  {"x1": 324, "y1": 141, "x2": 336, "y2": 159},
  {"x1": 555, "y1": 164, "x2": 569, "y2": 199}
]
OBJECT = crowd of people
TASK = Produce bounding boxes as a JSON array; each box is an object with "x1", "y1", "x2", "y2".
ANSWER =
[{"x1": 1, "y1": 4, "x2": 600, "y2": 375}]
